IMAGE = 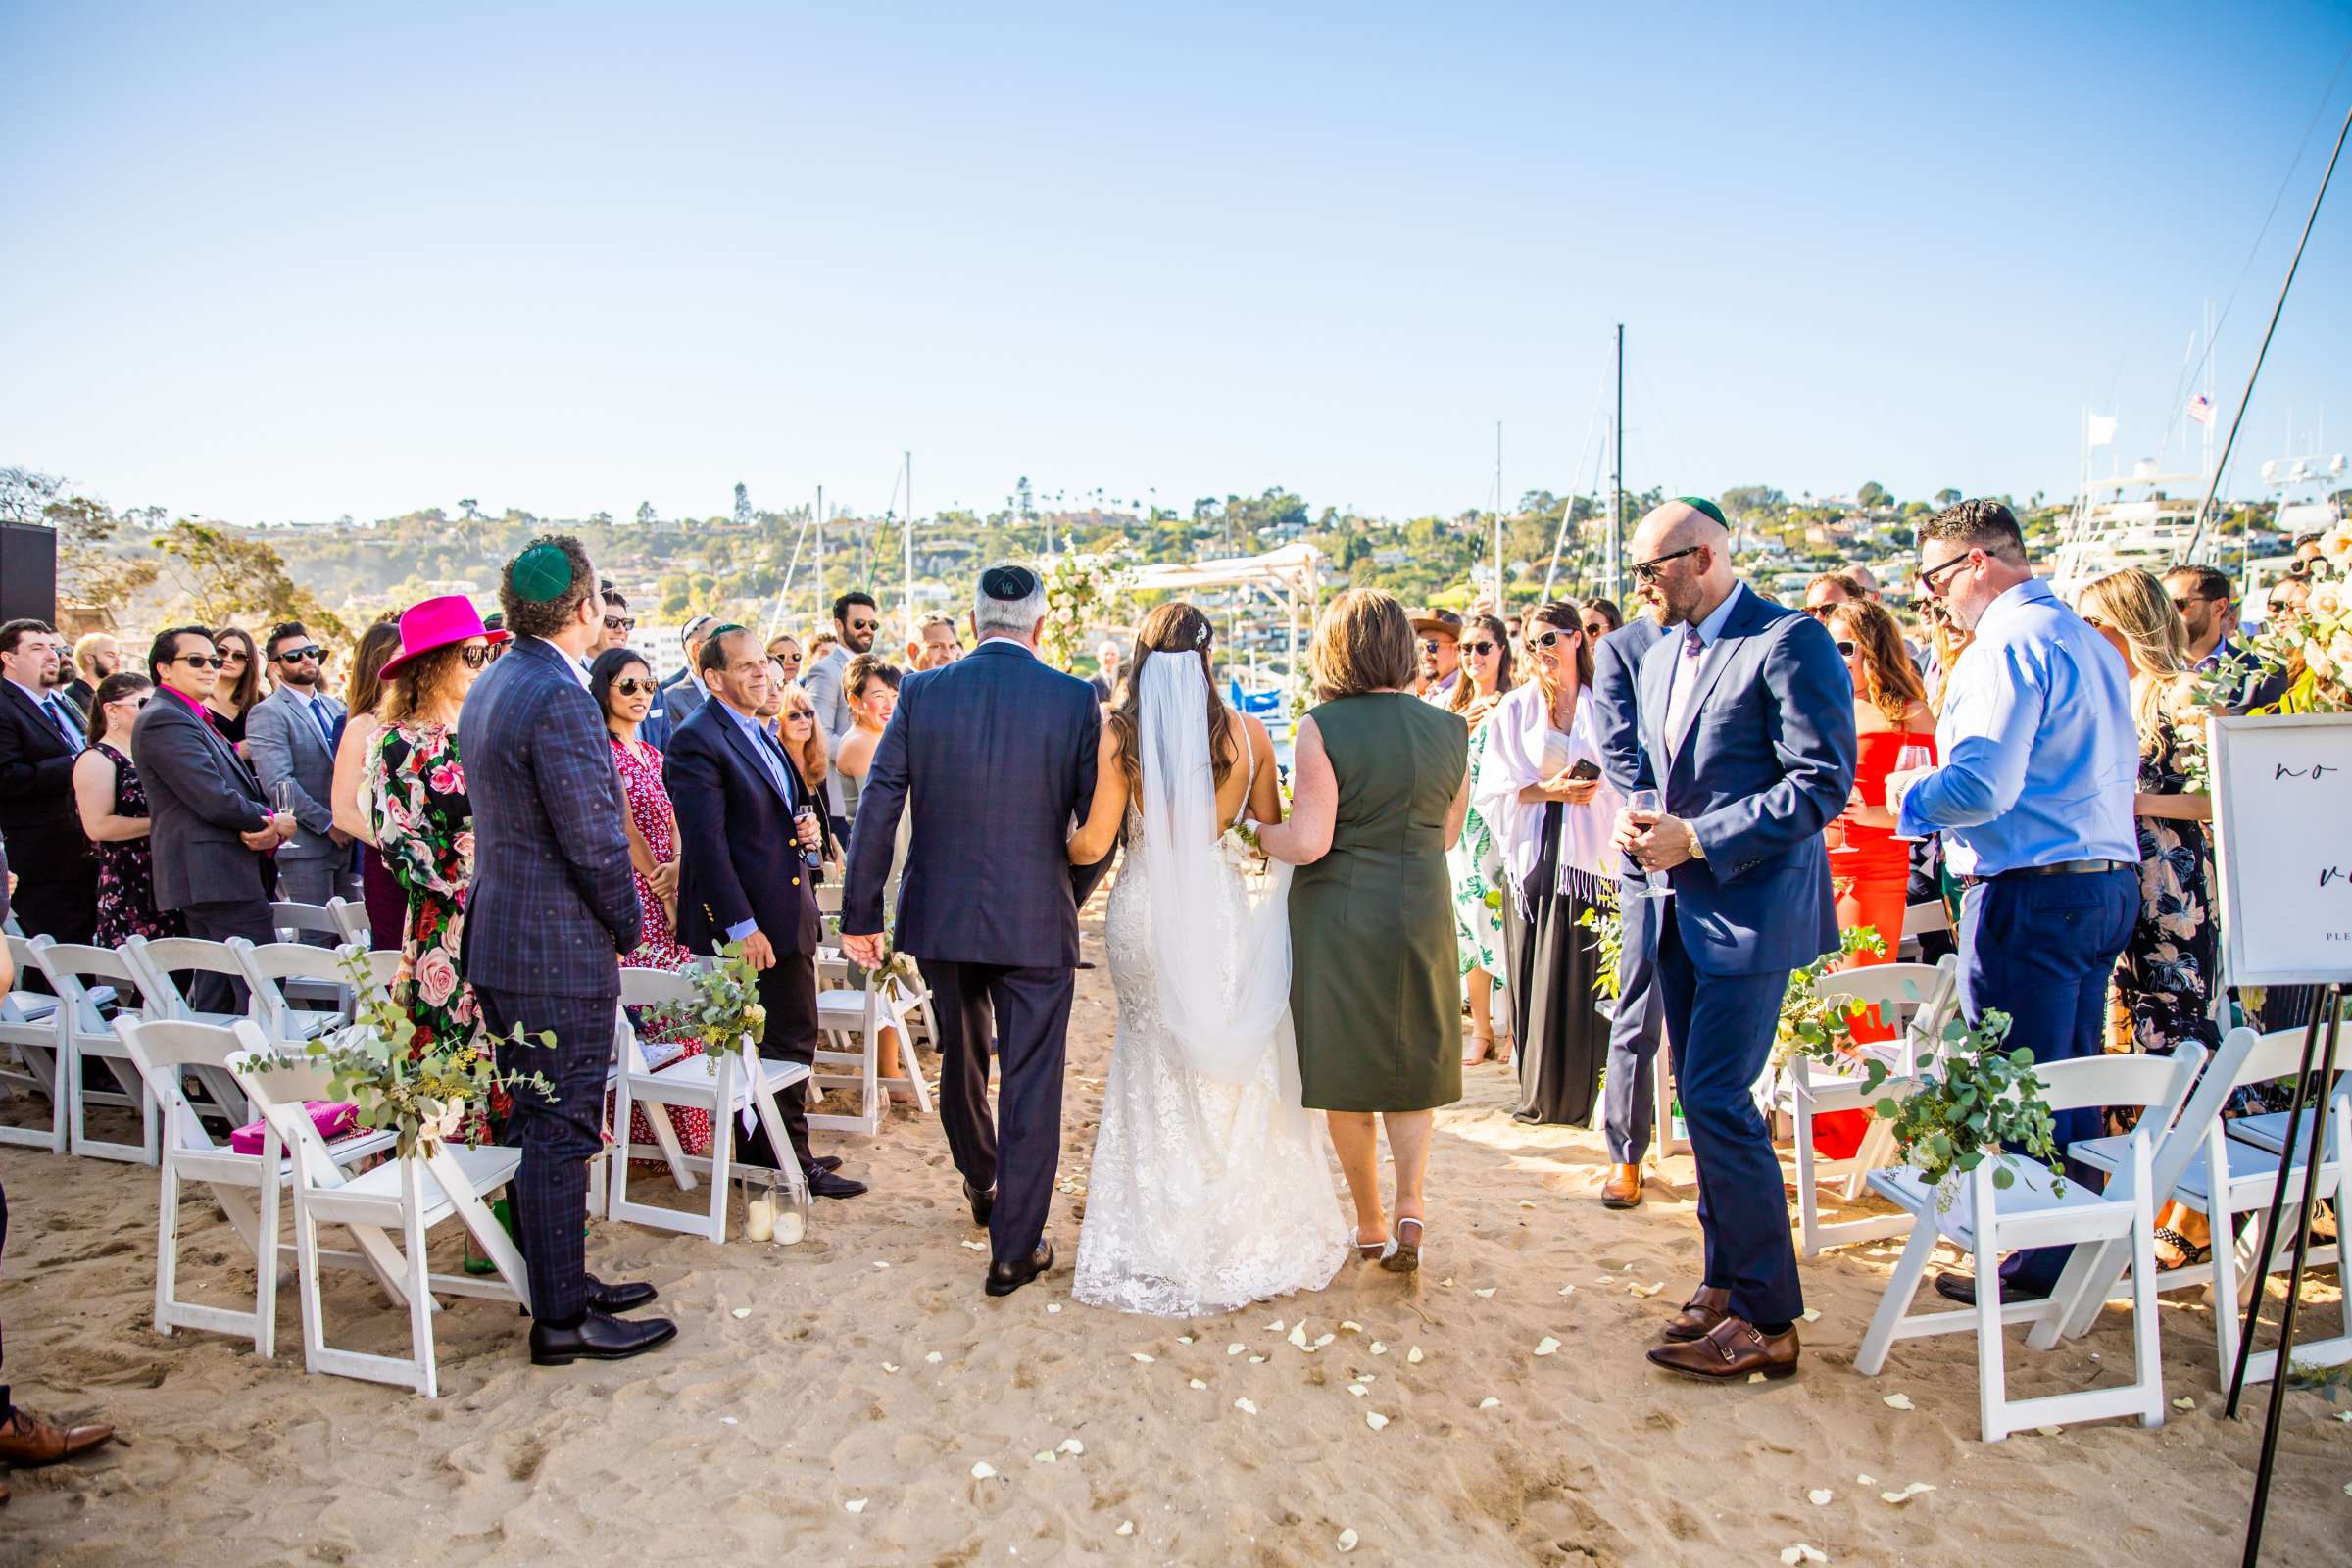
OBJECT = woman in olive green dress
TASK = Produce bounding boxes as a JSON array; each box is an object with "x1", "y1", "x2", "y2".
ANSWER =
[{"x1": 1257, "y1": 589, "x2": 1470, "y2": 1274}]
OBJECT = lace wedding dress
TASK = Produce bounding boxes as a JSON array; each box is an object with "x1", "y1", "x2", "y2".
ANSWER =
[{"x1": 1072, "y1": 657, "x2": 1351, "y2": 1318}]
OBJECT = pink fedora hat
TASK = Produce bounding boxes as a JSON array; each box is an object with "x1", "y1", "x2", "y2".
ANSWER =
[{"x1": 378, "y1": 595, "x2": 509, "y2": 680}]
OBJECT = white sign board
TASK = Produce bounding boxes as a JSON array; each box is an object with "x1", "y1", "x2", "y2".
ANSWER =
[{"x1": 2210, "y1": 712, "x2": 2352, "y2": 987}]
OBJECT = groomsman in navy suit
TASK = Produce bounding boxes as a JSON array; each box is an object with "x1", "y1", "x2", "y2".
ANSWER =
[
  {"x1": 666, "y1": 625, "x2": 866, "y2": 1200},
  {"x1": 1590, "y1": 605, "x2": 1671, "y2": 1209},
  {"x1": 1614, "y1": 499, "x2": 1857, "y2": 1382}
]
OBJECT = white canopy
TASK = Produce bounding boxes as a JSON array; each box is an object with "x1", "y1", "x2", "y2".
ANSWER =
[{"x1": 1125, "y1": 542, "x2": 1326, "y2": 705}]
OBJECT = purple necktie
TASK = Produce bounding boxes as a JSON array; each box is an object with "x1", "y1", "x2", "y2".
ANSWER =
[{"x1": 1664, "y1": 626, "x2": 1706, "y2": 761}]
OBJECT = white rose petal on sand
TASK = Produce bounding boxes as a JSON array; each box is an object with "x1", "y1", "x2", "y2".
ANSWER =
[
  {"x1": 1130, "y1": 1352, "x2": 1155, "y2": 1364},
  {"x1": 1364, "y1": 1411, "x2": 1389, "y2": 1431},
  {"x1": 845, "y1": 1498, "x2": 868, "y2": 1515},
  {"x1": 1474, "y1": 1287, "x2": 1496, "y2": 1298},
  {"x1": 1807, "y1": 1489, "x2": 1833, "y2": 1506},
  {"x1": 1234, "y1": 1396, "x2": 1258, "y2": 1415},
  {"x1": 970, "y1": 1461, "x2": 997, "y2": 1480},
  {"x1": 1057, "y1": 1439, "x2": 1084, "y2": 1455},
  {"x1": 1533, "y1": 1336, "x2": 1560, "y2": 1357},
  {"x1": 1479, "y1": 1396, "x2": 1501, "y2": 1409},
  {"x1": 1226, "y1": 1343, "x2": 1247, "y2": 1355},
  {"x1": 1115, "y1": 1521, "x2": 1135, "y2": 1537},
  {"x1": 1882, "y1": 1393, "x2": 1914, "y2": 1411},
  {"x1": 1780, "y1": 1546, "x2": 1828, "y2": 1566},
  {"x1": 1406, "y1": 1347, "x2": 1425, "y2": 1364},
  {"x1": 1189, "y1": 1378, "x2": 1207, "y2": 1390},
  {"x1": 1337, "y1": 1528, "x2": 1361, "y2": 1553}
]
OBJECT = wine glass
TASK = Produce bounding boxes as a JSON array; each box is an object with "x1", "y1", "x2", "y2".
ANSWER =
[
  {"x1": 1889, "y1": 743, "x2": 1934, "y2": 841},
  {"x1": 1624, "y1": 788, "x2": 1672, "y2": 900}
]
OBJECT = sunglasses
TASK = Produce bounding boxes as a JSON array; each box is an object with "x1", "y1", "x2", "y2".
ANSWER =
[
  {"x1": 611, "y1": 677, "x2": 657, "y2": 696},
  {"x1": 1419, "y1": 638, "x2": 1454, "y2": 654},
  {"x1": 1463, "y1": 640, "x2": 1499, "y2": 656},
  {"x1": 1530, "y1": 628, "x2": 1576, "y2": 650},
  {"x1": 1835, "y1": 639, "x2": 1858, "y2": 657},
  {"x1": 173, "y1": 654, "x2": 226, "y2": 669},
  {"x1": 220, "y1": 650, "x2": 248, "y2": 664},
  {"x1": 274, "y1": 645, "x2": 323, "y2": 662},
  {"x1": 2268, "y1": 598, "x2": 2297, "y2": 615},
  {"x1": 1916, "y1": 552, "x2": 1976, "y2": 593},
  {"x1": 1581, "y1": 621, "x2": 1609, "y2": 639},
  {"x1": 785, "y1": 708, "x2": 815, "y2": 722},
  {"x1": 460, "y1": 645, "x2": 494, "y2": 670},
  {"x1": 847, "y1": 618, "x2": 879, "y2": 633},
  {"x1": 603, "y1": 616, "x2": 635, "y2": 633},
  {"x1": 1805, "y1": 605, "x2": 1838, "y2": 619},
  {"x1": 1632, "y1": 544, "x2": 1701, "y2": 582}
]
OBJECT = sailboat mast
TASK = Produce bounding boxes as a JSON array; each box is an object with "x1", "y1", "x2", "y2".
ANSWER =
[
  {"x1": 903, "y1": 450, "x2": 915, "y2": 642},
  {"x1": 814, "y1": 483, "x2": 825, "y2": 628},
  {"x1": 1494, "y1": 420, "x2": 1504, "y2": 614},
  {"x1": 1608, "y1": 323, "x2": 1626, "y2": 605}
]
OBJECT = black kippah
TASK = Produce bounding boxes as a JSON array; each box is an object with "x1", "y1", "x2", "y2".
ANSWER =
[{"x1": 981, "y1": 565, "x2": 1040, "y2": 601}]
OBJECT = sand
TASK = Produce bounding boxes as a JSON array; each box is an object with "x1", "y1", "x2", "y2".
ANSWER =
[{"x1": 1, "y1": 908, "x2": 2347, "y2": 1567}]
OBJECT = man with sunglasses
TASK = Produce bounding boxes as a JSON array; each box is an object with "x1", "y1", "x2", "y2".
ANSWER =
[
  {"x1": 804, "y1": 590, "x2": 881, "y2": 841},
  {"x1": 1886, "y1": 499, "x2": 2139, "y2": 1309},
  {"x1": 1410, "y1": 610, "x2": 1462, "y2": 703},
  {"x1": 132, "y1": 626, "x2": 296, "y2": 1008},
  {"x1": 246, "y1": 622, "x2": 361, "y2": 917},
  {"x1": 1610, "y1": 499, "x2": 1856, "y2": 1383}
]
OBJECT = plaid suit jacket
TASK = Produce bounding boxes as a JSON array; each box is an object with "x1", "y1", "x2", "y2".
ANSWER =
[{"x1": 461, "y1": 636, "x2": 642, "y2": 999}]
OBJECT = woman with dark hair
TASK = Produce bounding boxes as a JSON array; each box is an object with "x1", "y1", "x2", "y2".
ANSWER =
[
  {"x1": 332, "y1": 614, "x2": 409, "y2": 948},
  {"x1": 1473, "y1": 602, "x2": 1619, "y2": 1127},
  {"x1": 1446, "y1": 613, "x2": 1516, "y2": 1065},
  {"x1": 1064, "y1": 601, "x2": 1349, "y2": 1315},
  {"x1": 833, "y1": 654, "x2": 901, "y2": 816},
  {"x1": 72, "y1": 672, "x2": 181, "y2": 945},
  {"x1": 365, "y1": 598, "x2": 506, "y2": 1073},
  {"x1": 1258, "y1": 589, "x2": 1470, "y2": 1275},
  {"x1": 204, "y1": 626, "x2": 262, "y2": 750},
  {"x1": 1580, "y1": 598, "x2": 1625, "y2": 642}
]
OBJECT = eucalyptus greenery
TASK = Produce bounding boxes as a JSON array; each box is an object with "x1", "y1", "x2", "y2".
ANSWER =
[
  {"x1": 640, "y1": 941, "x2": 769, "y2": 1054},
  {"x1": 1772, "y1": 925, "x2": 1887, "y2": 1073},
  {"x1": 1575, "y1": 903, "x2": 1624, "y2": 1002},
  {"x1": 266, "y1": 948, "x2": 554, "y2": 1160},
  {"x1": 1862, "y1": 1009, "x2": 2066, "y2": 1203}
]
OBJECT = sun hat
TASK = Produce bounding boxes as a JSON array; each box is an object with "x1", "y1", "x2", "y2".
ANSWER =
[
  {"x1": 379, "y1": 595, "x2": 509, "y2": 680},
  {"x1": 1409, "y1": 608, "x2": 1463, "y2": 641}
]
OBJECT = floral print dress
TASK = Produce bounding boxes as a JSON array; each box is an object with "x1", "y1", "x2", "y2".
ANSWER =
[
  {"x1": 90, "y1": 743, "x2": 184, "y2": 947},
  {"x1": 611, "y1": 735, "x2": 710, "y2": 1157},
  {"x1": 367, "y1": 721, "x2": 496, "y2": 1120},
  {"x1": 1448, "y1": 716, "x2": 1509, "y2": 985}
]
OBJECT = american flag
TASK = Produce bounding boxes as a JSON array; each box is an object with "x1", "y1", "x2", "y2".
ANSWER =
[{"x1": 2187, "y1": 393, "x2": 2215, "y2": 425}]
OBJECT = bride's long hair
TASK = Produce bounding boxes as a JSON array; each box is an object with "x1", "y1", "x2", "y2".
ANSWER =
[{"x1": 1108, "y1": 602, "x2": 1238, "y2": 795}]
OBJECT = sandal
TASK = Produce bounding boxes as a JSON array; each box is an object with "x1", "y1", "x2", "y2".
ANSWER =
[
  {"x1": 2153, "y1": 1225, "x2": 2211, "y2": 1271},
  {"x1": 1461, "y1": 1031, "x2": 1494, "y2": 1068},
  {"x1": 1380, "y1": 1216, "x2": 1423, "y2": 1275},
  {"x1": 1354, "y1": 1225, "x2": 1395, "y2": 1262}
]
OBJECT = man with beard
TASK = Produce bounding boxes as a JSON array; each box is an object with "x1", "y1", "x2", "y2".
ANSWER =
[
  {"x1": 1410, "y1": 610, "x2": 1461, "y2": 702},
  {"x1": 245, "y1": 622, "x2": 360, "y2": 911},
  {"x1": 804, "y1": 590, "x2": 879, "y2": 841}
]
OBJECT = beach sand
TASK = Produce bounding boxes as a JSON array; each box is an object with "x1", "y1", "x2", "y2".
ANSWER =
[{"x1": 1, "y1": 908, "x2": 2346, "y2": 1566}]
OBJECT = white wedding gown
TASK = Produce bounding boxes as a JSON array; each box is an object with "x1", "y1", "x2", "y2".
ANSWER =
[{"x1": 1073, "y1": 695, "x2": 1351, "y2": 1318}]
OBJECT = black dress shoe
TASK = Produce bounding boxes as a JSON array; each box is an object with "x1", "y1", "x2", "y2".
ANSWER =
[
  {"x1": 1934, "y1": 1269, "x2": 2049, "y2": 1307},
  {"x1": 964, "y1": 1179, "x2": 995, "y2": 1227},
  {"x1": 585, "y1": 1274, "x2": 660, "y2": 1314},
  {"x1": 811, "y1": 1154, "x2": 844, "y2": 1173},
  {"x1": 529, "y1": 1308, "x2": 678, "y2": 1366},
  {"x1": 985, "y1": 1241, "x2": 1054, "y2": 1298},
  {"x1": 806, "y1": 1166, "x2": 868, "y2": 1200}
]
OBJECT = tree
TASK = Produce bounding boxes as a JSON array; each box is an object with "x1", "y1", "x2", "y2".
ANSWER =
[
  {"x1": 152, "y1": 521, "x2": 348, "y2": 643},
  {"x1": 635, "y1": 501, "x2": 657, "y2": 527},
  {"x1": 733, "y1": 482, "x2": 753, "y2": 529},
  {"x1": 458, "y1": 497, "x2": 481, "y2": 521},
  {"x1": 590, "y1": 511, "x2": 613, "y2": 526},
  {"x1": 1856, "y1": 481, "x2": 1889, "y2": 511},
  {"x1": 1935, "y1": 487, "x2": 1962, "y2": 509},
  {"x1": 1722, "y1": 485, "x2": 1788, "y2": 517},
  {"x1": 0, "y1": 466, "x2": 163, "y2": 608}
]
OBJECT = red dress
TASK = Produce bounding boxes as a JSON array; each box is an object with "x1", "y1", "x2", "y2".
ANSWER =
[
  {"x1": 1815, "y1": 726, "x2": 1937, "y2": 1158},
  {"x1": 611, "y1": 736, "x2": 710, "y2": 1157}
]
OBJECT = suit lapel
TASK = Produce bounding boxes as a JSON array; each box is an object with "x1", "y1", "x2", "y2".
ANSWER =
[
  {"x1": 1663, "y1": 587, "x2": 1757, "y2": 767},
  {"x1": 1639, "y1": 633, "x2": 1676, "y2": 786},
  {"x1": 715, "y1": 707, "x2": 793, "y2": 809},
  {"x1": 4, "y1": 681, "x2": 71, "y2": 760}
]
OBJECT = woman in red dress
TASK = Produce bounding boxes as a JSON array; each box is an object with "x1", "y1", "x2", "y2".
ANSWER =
[
  {"x1": 594, "y1": 648, "x2": 710, "y2": 1157},
  {"x1": 1815, "y1": 599, "x2": 1936, "y2": 1157}
]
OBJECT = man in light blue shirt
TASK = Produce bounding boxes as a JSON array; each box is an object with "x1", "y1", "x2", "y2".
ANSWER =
[{"x1": 1889, "y1": 500, "x2": 2140, "y2": 1305}]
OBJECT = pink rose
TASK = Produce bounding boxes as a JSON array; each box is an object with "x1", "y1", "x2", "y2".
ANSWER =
[
  {"x1": 430, "y1": 761, "x2": 466, "y2": 795},
  {"x1": 453, "y1": 830, "x2": 475, "y2": 864},
  {"x1": 415, "y1": 946, "x2": 460, "y2": 1008}
]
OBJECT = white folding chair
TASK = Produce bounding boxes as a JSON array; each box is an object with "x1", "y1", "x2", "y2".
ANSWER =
[
  {"x1": 2052, "y1": 1026, "x2": 2349, "y2": 1388},
  {"x1": 1854, "y1": 1046, "x2": 2207, "y2": 1441},
  {"x1": 0, "y1": 934, "x2": 69, "y2": 1152},
  {"x1": 123, "y1": 935, "x2": 274, "y2": 1126},
  {"x1": 327, "y1": 897, "x2": 374, "y2": 948},
  {"x1": 1896, "y1": 898, "x2": 1950, "y2": 962},
  {"x1": 1783, "y1": 956, "x2": 1959, "y2": 1255},
  {"x1": 30, "y1": 939, "x2": 161, "y2": 1163},
  {"x1": 229, "y1": 939, "x2": 358, "y2": 1050},
  {"x1": 116, "y1": 1016, "x2": 398, "y2": 1358},
  {"x1": 230, "y1": 1034, "x2": 528, "y2": 1398},
  {"x1": 605, "y1": 966, "x2": 812, "y2": 1242},
  {"x1": 811, "y1": 958, "x2": 889, "y2": 1135}
]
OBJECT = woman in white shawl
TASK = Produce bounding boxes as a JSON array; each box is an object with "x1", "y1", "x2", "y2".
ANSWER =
[{"x1": 1471, "y1": 601, "x2": 1624, "y2": 1126}]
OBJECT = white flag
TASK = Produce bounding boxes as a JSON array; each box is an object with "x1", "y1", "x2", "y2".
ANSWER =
[
  {"x1": 2086, "y1": 414, "x2": 2120, "y2": 448},
  {"x1": 2187, "y1": 394, "x2": 2215, "y2": 426}
]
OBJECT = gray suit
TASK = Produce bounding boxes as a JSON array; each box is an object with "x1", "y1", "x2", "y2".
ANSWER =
[
  {"x1": 131, "y1": 693, "x2": 277, "y2": 1008},
  {"x1": 245, "y1": 684, "x2": 359, "y2": 911},
  {"x1": 661, "y1": 670, "x2": 705, "y2": 727},
  {"x1": 801, "y1": 645, "x2": 855, "y2": 819}
]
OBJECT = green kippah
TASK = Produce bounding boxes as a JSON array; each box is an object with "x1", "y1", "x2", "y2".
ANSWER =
[
  {"x1": 1677, "y1": 496, "x2": 1728, "y2": 528},
  {"x1": 510, "y1": 542, "x2": 575, "y2": 603}
]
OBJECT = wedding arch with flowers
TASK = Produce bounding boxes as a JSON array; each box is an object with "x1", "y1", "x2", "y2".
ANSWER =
[
  {"x1": 1038, "y1": 544, "x2": 1130, "y2": 672},
  {"x1": 2208, "y1": 521, "x2": 2352, "y2": 714}
]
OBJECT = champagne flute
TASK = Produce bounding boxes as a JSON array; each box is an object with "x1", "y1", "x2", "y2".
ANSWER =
[
  {"x1": 270, "y1": 777, "x2": 297, "y2": 837},
  {"x1": 1889, "y1": 743, "x2": 1933, "y2": 841},
  {"x1": 1625, "y1": 787, "x2": 1672, "y2": 900}
]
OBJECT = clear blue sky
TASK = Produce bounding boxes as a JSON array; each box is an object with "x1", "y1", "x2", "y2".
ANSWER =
[{"x1": 6, "y1": 1, "x2": 2349, "y2": 526}]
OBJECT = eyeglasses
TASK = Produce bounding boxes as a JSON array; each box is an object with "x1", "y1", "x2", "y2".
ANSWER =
[
  {"x1": 1916, "y1": 551, "x2": 1977, "y2": 595},
  {"x1": 460, "y1": 645, "x2": 494, "y2": 670},
  {"x1": 1835, "y1": 639, "x2": 1858, "y2": 657},
  {"x1": 172, "y1": 653, "x2": 225, "y2": 669},
  {"x1": 603, "y1": 616, "x2": 635, "y2": 634},
  {"x1": 611, "y1": 677, "x2": 656, "y2": 696},
  {"x1": 1419, "y1": 638, "x2": 1454, "y2": 654},
  {"x1": 1632, "y1": 544, "x2": 1702, "y2": 582},
  {"x1": 785, "y1": 709, "x2": 815, "y2": 722},
  {"x1": 1463, "y1": 640, "x2": 1499, "y2": 655},
  {"x1": 274, "y1": 645, "x2": 323, "y2": 662},
  {"x1": 1530, "y1": 628, "x2": 1576, "y2": 650}
]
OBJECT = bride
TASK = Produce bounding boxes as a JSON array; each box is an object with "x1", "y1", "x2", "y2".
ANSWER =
[{"x1": 1063, "y1": 603, "x2": 1352, "y2": 1317}]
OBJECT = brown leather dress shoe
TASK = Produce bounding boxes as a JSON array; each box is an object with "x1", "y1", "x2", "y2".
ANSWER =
[
  {"x1": 0, "y1": 1407, "x2": 116, "y2": 1468},
  {"x1": 1646, "y1": 1315, "x2": 1800, "y2": 1381},
  {"x1": 1661, "y1": 1285, "x2": 1731, "y2": 1343},
  {"x1": 1601, "y1": 1164, "x2": 1643, "y2": 1209}
]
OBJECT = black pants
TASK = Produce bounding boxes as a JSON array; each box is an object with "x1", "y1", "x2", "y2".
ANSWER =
[
  {"x1": 481, "y1": 987, "x2": 614, "y2": 1327},
  {"x1": 182, "y1": 897, "x2": 278, "y2": 1011},
  {"x1": 1, "y1": 1179, "x2": 12, "y2": 1422},
  {"x1": 10, "y1": 840, "x2": 95, "y2": 951},
  {"x1": 916, "y1": 957, "x2": 1075, "y2": 1267},
  {"x1": 734, "y1": 954, "x2": 820, "y2": 1175}
]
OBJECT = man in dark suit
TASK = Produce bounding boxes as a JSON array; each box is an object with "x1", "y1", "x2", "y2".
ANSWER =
[
  {"x1": 0, "y1": 620, "x2": 99, "y2": 946},
  {"x1": 840, "y1": 565, "x2": 1102, "y2": 1297},
  {"x1": 132, "y1": 627, "x2": 296, "y2": 1007},
  {"x1": 463, "y1": 536, "x2": 673, "y2": 1367},
  {"x1": 245, "y1": 622, "x2": 360, "y2": 914},
  {"x1": 1613, "y1": 499, "x2": 1857, "y2": 1383},
  {"x1": 666, "y1": 624, "x2": 866, "y2": 1200},
  {"x1": 1589, "y1": 605, "x2": 1671, "y2": 1211}
]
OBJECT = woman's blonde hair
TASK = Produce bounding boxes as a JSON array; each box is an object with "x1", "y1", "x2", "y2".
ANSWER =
[
  {"x1": 777, "y1": 679, "x2": 827, "y2": 786},
  {"x1": 1309, "y1": 589, "x2": 1416, "y2": 702},
  {"x1": 2078, "y1": 567, "x2": 2200, "y2": 739}
]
